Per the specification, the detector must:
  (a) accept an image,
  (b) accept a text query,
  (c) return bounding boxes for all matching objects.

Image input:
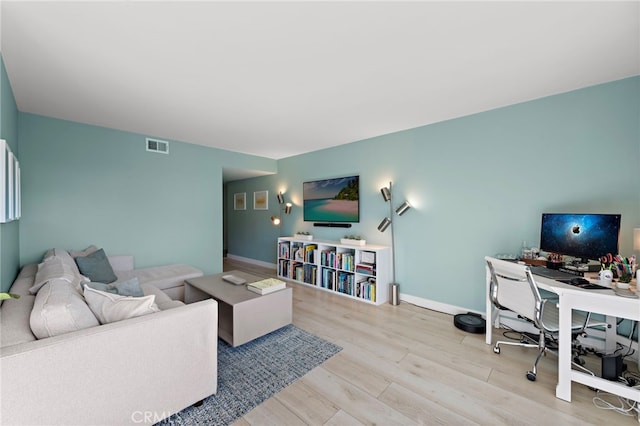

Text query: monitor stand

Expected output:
[565,259,600,272]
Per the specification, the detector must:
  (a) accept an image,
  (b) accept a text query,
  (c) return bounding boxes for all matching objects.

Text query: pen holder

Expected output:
[599,269,613,287]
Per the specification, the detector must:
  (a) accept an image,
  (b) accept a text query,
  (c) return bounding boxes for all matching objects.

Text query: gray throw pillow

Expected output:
[84,277,143,297]
[75,249,118,284]
[84,281,117,294]
[114,277,144,297]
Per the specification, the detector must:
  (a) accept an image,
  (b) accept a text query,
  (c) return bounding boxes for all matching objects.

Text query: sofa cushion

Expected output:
[7,263,38,296]
[84,277,144,297]
[75,249,118,284]
[1,264,38,346]
[30,257,78,295]
[115,264,202,292]
[1,295,37,346]
[84,286,159,324]
[30,279,100,339]
[140,283,185,310]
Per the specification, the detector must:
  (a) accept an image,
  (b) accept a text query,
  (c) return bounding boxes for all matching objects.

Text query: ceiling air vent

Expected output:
[146,138,169,154]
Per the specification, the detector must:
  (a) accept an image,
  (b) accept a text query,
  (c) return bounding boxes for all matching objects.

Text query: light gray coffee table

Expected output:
[184,270,292,347]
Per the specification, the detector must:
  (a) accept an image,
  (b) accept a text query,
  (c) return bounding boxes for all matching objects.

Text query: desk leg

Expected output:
[556,293,573,402]
[604,315,617,354]
[485,266,492,345]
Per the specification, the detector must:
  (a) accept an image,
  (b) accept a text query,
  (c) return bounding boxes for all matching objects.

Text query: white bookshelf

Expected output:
[277,237,391,305]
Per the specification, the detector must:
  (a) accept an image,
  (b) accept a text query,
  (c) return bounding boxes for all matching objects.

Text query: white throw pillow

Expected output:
[83,286,159,324]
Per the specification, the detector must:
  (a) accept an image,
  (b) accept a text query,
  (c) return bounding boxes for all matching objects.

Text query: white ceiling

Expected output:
[1,1,639,162]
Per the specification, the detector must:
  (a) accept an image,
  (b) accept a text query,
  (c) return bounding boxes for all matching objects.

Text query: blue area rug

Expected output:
[157,324,342,425]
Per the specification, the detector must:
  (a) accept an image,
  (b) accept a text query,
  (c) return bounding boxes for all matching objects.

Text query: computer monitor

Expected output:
[539,213,621,264]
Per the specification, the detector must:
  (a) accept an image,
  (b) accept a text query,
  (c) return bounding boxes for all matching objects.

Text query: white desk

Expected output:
[484,266,640,403]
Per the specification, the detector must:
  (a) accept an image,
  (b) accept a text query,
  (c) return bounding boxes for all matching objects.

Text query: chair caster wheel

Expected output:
[526,371,536,381]
[493,346,500,354]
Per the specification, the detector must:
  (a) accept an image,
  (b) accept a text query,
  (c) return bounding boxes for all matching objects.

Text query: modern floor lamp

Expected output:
[378,181,411,305]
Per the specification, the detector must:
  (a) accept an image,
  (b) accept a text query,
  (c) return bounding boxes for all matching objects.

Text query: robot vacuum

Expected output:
[453,312,486,334]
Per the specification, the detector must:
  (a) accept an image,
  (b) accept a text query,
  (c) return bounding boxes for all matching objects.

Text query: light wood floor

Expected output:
[224,258,639,426]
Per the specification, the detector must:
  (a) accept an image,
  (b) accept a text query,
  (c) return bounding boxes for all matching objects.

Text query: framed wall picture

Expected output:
[253,190,268,210]
[234,192,246,210]
[0,139,21,223]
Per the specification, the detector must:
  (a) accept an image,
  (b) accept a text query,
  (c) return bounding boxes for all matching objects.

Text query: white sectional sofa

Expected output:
[0,247,219,426]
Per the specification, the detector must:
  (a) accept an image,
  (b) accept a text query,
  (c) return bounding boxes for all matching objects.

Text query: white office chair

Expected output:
[485,256,593,381]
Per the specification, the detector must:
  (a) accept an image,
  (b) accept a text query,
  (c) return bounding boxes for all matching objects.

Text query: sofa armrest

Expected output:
[1,300,218,426]
[108,255,134,272]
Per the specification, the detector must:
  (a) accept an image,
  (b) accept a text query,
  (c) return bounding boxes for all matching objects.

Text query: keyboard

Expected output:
[529,266,610,289]
[559,279,611,290]
[529,265,575,280]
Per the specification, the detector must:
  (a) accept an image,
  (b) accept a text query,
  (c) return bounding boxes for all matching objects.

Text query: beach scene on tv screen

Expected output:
[304,176,359,222]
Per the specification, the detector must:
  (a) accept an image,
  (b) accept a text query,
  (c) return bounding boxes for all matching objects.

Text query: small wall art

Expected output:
[1,139,21,223]
[253,190,268,210]
[234,192,246,210]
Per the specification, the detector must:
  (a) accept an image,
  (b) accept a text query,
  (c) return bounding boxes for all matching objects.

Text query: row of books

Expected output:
[357,279,376,301]
[294,263,317,285]
[281,249,375,274]
[290,245,317,263]
[304,245,317,263]
[278,259,291,278]
[318,268,376,301]
[280,258,376,280]
[278,242,291,259]
[319,250,355,272]
[279,245,376,278]
[355,262,376,275]
[320,267,354,292]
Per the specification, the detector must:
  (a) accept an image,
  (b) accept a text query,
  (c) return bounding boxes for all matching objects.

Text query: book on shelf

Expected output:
[356,277,376,301]
[247,278,287,295]
[355,263,376,274]
[305,244,317,263]
[278,259,290,278]
[278,241,290,258]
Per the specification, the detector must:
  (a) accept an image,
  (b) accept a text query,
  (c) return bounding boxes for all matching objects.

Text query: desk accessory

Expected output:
[602,354,623,381]
[598,269,613,287]
[613,288,638,298]
[222,275,247,285]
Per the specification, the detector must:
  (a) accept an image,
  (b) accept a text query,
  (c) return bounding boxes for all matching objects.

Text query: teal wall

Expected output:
[227,76,640,312]
[0,54,20,292]
[18,113,276,275]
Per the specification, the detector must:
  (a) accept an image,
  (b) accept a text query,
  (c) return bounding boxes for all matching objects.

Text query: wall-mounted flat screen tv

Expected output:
[303,175,359,223]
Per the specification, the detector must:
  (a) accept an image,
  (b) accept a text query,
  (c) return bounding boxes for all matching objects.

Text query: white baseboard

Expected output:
[226,254,277,270]
[400,293,485,317]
